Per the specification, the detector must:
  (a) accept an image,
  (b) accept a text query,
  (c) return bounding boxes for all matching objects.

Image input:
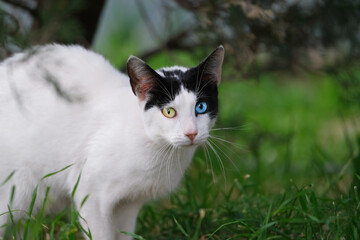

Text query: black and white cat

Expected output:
[0,44,224,239]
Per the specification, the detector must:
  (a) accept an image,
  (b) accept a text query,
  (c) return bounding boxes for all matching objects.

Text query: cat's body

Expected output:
[0,44,224,239]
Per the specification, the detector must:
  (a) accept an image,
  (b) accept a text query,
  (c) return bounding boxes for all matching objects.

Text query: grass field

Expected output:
[133,71,360,239]
[2,68,360,239]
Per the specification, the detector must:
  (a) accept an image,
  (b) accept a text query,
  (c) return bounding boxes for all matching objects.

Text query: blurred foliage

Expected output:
[2,0,360,73]
[0,7,26,58]
[0,0,104,60]
[335,66,360,110]
[174,0,360,73]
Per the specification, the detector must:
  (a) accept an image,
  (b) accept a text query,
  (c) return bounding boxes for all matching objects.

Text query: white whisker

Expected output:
[156,79,173,101]
[201,144,216,183]
[154,143,172,191]
[195,64,203,94]
[209,135,244,150]
[208,137,241,172]
[166,145,176,191]
[174,146,183,178]
[210,125,251,132]
[206,140,227,185]
[196,79,213,98]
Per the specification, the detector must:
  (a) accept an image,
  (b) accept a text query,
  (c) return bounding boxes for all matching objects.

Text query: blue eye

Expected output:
[195,102,207,114]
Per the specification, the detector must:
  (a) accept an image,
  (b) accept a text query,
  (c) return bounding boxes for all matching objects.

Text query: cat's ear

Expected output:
[196,45,225,85]
[127,56,160,101]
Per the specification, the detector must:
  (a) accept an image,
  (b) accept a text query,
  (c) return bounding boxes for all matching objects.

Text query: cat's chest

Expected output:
[87,140,196,199]
[135,147,195,198]
[132,143,193,181]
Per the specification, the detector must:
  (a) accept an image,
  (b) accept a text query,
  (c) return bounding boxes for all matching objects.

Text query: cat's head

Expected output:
[127,46,224,147]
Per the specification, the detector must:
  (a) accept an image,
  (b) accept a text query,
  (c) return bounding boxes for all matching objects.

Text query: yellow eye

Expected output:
[162,107,176,118]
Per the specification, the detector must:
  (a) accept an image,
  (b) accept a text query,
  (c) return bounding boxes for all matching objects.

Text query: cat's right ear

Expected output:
[127,56,159,101]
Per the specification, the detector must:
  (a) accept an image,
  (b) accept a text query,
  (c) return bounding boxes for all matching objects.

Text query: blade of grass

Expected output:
[50,209,67,240]
[31,186,50,239]
[80,194,89,208]
[5,205,16,240]
[208,220,245,239]
[250,222,277,240]
[309,192,320,219]
[118,231,146,240]
[1,170,16,186]
[75,210,92,239]
[257,202,274,240]
[173,217,189,238]
[41,164,74,181]
[192,209,205,240]
[71,173,82,199]
[23,185,38,240]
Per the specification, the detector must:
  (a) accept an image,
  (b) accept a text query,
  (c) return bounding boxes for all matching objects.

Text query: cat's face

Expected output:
[127,46,224,147]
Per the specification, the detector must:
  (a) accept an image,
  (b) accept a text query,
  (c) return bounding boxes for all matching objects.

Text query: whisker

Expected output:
[196,79,213,98]
[201,144,216,183]
[153,144,170,166]
[209,135,244,150]
[195,63,202,94]
[174,146,184,183]
[210,125,249,132]
[206,140,227,185]
[166,145,176,191]
[154,143,172,191]
[208,137,241,173]
[210,136,244,158]
[195,59,213,98]
[170,79,175,100]
[155,78,173,102]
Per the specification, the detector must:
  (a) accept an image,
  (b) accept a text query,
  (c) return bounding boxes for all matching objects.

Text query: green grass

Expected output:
[2,69,360,239]
[133,71,360,239]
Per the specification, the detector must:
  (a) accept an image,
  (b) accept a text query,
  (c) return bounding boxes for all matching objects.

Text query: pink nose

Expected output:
[185,131,198,142]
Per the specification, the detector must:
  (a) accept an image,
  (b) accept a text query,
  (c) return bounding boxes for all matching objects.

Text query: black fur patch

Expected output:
[144,67,218,119]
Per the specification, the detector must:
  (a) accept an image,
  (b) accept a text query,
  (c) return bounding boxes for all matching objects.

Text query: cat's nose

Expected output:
[185,131,198,142]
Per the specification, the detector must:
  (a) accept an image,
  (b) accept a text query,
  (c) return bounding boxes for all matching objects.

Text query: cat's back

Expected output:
[0,44,133,117]
[0,44,129,99]
[0,45,137,166]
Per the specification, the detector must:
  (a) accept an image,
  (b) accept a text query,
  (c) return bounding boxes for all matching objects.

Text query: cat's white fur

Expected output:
[0,44,221,240]
[156,66,188,79]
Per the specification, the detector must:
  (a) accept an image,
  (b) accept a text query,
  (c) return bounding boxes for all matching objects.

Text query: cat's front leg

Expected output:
[75,197,115,240]
[113,199,143,240]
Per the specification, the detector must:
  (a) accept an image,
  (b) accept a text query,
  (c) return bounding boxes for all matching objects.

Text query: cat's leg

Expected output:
[113,200,143,240]
[75,196,115,240]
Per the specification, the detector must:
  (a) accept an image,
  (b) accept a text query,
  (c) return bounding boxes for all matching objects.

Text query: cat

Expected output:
[0,44,224,240]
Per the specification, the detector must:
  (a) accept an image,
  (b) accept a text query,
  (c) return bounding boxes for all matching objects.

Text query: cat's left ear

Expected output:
[196,45,225,86]
[127,56,160,101]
